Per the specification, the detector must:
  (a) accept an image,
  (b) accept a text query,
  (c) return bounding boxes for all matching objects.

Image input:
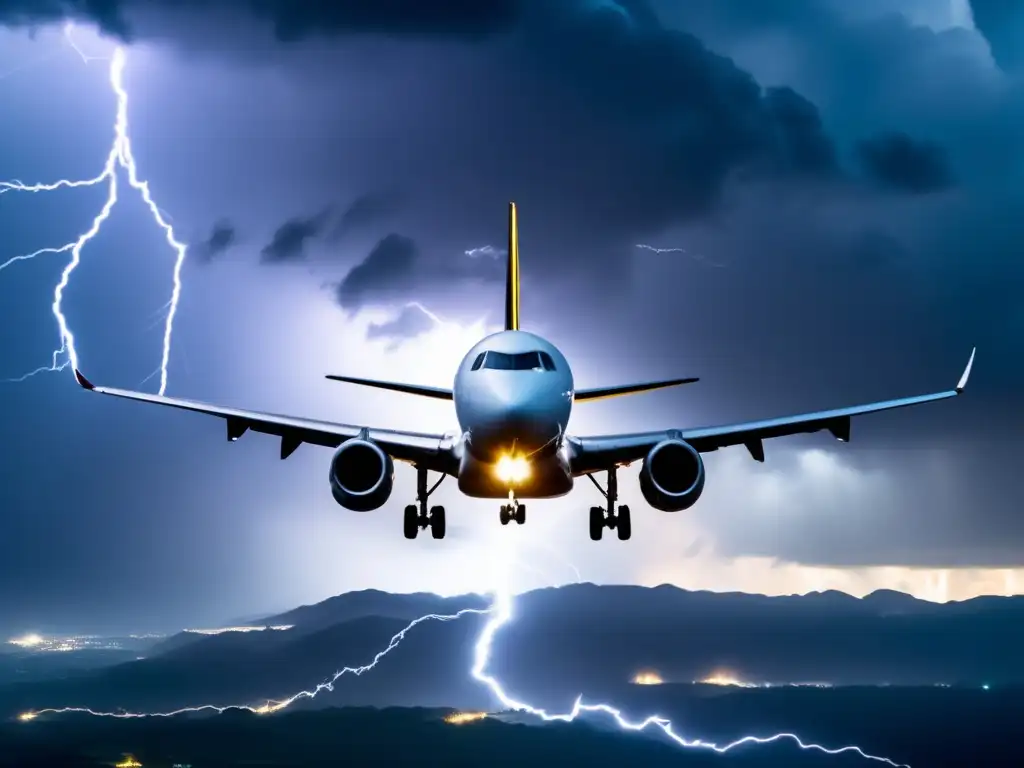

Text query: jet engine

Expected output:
[329,438,394,511]
[638,439,705,512]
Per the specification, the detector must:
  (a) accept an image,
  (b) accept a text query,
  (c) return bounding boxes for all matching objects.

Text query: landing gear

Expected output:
[404,466,446,540]
[499,491,526,526]
[585,467,631,541]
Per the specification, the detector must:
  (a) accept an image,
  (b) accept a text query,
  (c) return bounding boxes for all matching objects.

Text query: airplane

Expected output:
[72,202,976,542]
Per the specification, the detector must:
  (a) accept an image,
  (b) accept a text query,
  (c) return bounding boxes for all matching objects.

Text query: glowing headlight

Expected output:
[494,455,530,484]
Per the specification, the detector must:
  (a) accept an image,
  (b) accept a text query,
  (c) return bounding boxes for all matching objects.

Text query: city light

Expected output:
[632,671,664,685]
[445,711,489,724]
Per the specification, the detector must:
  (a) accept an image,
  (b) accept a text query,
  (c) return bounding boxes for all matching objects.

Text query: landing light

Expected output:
[494,455,530,484]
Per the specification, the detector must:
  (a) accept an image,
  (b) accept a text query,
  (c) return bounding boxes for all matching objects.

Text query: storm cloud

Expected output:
[1,0,932,256]
[0,0,525,42]
[193,219,237,262]
[260,209,331,263]
[336,233,502,312]
[330,192,402,241]
[366,303,438,346]
[856,132,955,193]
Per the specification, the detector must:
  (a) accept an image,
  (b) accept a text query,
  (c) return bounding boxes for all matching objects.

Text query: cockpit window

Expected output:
[479,351,556,371]
[470,352,486,371]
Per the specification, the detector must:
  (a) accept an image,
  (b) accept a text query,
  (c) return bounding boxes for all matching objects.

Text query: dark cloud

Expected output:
[336,233,417,307]
[760,86,839,174]
[336,233,502,311]
[330,192,401,241]
[366,303,437,347]
[0,0,524,41]
[260,209,331,263]
[969,0,1024,73]
[855,132,954,193]
[192,219,236,262]
[4,0,869,255]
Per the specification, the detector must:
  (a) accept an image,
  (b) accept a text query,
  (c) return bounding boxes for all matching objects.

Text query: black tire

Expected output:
[430,506,446,539]
[616,505,632,541]
[403,505,419,540]
[589,506,604,541]
[499,505,510,525]
[515,504,526,525]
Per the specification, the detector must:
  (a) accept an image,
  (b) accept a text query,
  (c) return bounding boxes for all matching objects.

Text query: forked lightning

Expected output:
[1,25,187,395]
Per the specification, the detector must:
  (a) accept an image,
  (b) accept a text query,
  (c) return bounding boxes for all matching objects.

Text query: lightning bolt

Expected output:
[0,25,187,395]
[19,607,490,720]
[470,581,909,766]
[634,243,728,268]
[464,244,505,258]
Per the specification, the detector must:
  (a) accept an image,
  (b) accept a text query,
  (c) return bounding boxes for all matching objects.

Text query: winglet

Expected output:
[504,201,520,332]
[73,368,95,391]
[955,347,976,394]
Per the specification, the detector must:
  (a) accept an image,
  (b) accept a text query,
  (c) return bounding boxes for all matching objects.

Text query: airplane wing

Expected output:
[324,374,453,400]
[573,377,699,402]
[568,348,975,475]
[73,369,454,473]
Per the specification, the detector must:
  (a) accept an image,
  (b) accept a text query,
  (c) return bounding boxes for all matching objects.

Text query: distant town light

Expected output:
[699,669,759,688]
[445,711,488,724]
[8,633,44,648]
[182,625,294,635]
[632,671,664,685]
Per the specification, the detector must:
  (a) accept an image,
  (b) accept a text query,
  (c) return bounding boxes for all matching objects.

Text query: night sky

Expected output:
[0,0,1020,636]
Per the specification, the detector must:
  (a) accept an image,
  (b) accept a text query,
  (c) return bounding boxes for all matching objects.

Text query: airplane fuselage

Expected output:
[453,330,575,499]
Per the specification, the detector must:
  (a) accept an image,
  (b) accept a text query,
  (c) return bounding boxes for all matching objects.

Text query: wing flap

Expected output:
[573,377,699,402]
[324,374,453,401]
[74,369,452,471]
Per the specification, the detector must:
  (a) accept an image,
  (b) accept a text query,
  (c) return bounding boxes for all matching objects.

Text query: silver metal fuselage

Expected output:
[453,330,575,499]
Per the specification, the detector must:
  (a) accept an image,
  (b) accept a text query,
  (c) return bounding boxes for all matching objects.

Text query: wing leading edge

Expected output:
[73,369,454,473]
[569,348,975,475]
[574,377,699,402]
[324,374,453,400]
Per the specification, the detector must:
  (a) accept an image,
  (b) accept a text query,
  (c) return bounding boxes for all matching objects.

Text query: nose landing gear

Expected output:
[403,466,446,540]
[499,490,526,526]
[585,467,631,541]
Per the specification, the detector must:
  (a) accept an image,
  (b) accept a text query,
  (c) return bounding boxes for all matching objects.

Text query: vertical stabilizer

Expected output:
[505,202,520,331]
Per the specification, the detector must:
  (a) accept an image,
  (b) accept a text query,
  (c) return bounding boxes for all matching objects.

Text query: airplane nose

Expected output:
[469,372,562,460]
[489,374,546,415]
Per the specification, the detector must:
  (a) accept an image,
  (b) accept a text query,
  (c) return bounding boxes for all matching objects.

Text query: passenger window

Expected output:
[470,352,486,371]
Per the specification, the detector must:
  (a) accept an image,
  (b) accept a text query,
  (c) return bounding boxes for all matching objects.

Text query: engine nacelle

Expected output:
[329,438,394,512]
[638,439,706,512]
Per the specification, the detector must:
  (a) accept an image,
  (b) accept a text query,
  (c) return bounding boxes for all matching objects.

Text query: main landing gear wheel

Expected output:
[585,467,632,541]
[403,466,447,540]
[429,506,446,540]
[499,496,526,526]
